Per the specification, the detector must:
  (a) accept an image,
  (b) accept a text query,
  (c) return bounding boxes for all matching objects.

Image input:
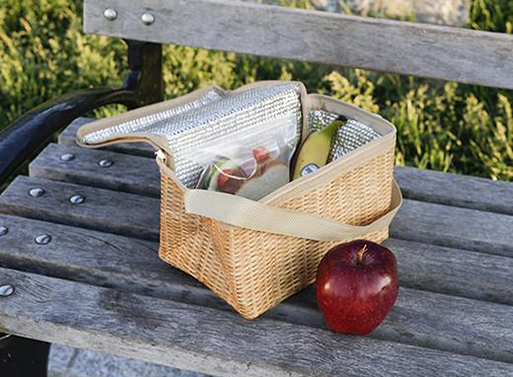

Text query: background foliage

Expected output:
[0,0,511,180]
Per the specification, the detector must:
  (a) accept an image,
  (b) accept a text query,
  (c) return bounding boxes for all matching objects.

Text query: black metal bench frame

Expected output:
[0,40,163,185]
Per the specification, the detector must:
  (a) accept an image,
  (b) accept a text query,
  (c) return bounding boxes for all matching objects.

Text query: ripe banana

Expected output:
[292,119,344,180]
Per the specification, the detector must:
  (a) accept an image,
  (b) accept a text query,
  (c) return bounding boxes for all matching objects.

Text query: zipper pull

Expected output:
[155,149,167,164]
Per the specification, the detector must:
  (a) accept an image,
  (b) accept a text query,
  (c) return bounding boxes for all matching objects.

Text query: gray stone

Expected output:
[56,346,212,377]
[48,344,76,377]
[342,0,470,26]
[245,0,470,26]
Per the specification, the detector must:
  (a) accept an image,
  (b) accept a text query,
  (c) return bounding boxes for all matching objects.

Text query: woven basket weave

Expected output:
[158,146,394,319]
[76,81,401,319]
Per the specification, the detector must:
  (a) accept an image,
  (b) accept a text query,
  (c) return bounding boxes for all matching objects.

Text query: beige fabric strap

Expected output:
[183,180,402,242]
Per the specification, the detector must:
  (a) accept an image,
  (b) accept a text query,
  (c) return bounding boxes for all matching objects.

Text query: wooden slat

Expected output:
[0,207,513,305]
[1,214,513,363]
[0,176,160,241]
[388,238,513,306]
[390,199,513,258]
[1,210,512,307]
[394,166,513,216]
[58,118,154,157]
[0,215,223,308]
[84,0,513,89]
[30,143,160,197]
[1,267,512,376]
[58,120,513,215]
[25,147,513,257]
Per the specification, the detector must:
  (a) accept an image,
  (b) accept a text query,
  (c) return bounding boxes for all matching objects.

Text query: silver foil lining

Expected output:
[307,109,381,162]
[82,84,382,189]
[81,84,303,188]
[82,89,224,145]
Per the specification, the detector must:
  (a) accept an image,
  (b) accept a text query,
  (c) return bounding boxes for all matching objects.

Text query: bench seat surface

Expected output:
[0,118,512,377]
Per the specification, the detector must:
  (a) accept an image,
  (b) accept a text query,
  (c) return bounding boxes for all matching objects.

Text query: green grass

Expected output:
[0,0,511,181]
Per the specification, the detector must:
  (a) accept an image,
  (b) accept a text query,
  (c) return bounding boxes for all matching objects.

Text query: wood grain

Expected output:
[30,143,160,197]
[0,176,160,241]
[1,214,513,362]
[385,238,513,305]
[84,0,513,89]
[1,267,512,376]
[394,165,513,215]
[391,199,513,257]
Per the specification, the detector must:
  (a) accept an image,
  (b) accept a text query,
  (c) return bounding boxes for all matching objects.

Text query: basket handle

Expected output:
[183,180,402,242]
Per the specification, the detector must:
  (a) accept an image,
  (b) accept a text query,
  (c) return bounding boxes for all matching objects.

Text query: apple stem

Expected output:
[357,244,368,263]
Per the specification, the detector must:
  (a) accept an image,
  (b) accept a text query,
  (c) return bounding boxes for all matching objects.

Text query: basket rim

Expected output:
[157,131,395,206]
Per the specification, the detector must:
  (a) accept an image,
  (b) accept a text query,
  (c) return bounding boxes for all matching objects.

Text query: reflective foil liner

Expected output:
[307,109,381,162]
[80,84,382,188]
[81,84,303,188]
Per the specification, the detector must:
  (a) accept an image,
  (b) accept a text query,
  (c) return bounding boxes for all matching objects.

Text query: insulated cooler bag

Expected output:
[77,81,402,319]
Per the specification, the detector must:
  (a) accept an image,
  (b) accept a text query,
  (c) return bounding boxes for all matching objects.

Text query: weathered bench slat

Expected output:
[394,166,513,216]
[1,211,511,307]
[58,119,513,214]
[390,199,513,257]
[4,174,512,258]
[1,214,513,363]
[0,176,160,241]
[389,238,513,305]
[84,0,513,89]
[1,267,512,377]
[30,143,160,197]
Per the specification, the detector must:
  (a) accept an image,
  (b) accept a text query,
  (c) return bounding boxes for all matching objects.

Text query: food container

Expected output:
[77,81,402,319]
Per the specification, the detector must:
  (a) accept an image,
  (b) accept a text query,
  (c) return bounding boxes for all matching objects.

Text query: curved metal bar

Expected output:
[0,40,163,186]
[0,87,138,184]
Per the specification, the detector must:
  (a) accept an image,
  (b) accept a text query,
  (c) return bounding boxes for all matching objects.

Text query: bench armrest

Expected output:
[0,86,139,185]
[0,40,163,186]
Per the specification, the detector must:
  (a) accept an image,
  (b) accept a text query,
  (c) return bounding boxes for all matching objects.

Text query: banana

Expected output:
[292,119,344,180]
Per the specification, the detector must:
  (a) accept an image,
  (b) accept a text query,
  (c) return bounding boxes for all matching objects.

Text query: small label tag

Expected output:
[300,163,320,177]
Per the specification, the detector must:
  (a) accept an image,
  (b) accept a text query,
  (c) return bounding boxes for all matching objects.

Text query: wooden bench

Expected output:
[1,0,513,376]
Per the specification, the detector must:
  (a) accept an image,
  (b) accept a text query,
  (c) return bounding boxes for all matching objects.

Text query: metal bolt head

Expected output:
[0,227,7,237]
[61,153,75,161]
[35,234,52,245]
[0,285,14,297]
[103,8,118,21]
[98,159,114,168]
[69,195,85,204]
[142,13,155,25]
[29,187,45,197]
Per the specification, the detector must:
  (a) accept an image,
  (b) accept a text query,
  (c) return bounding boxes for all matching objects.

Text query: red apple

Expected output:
[316,240,398,335]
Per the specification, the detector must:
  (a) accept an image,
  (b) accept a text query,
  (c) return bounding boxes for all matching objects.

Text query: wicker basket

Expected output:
[77,82,402,319]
